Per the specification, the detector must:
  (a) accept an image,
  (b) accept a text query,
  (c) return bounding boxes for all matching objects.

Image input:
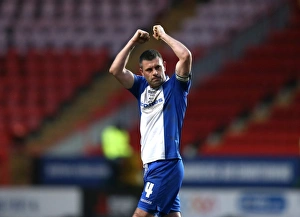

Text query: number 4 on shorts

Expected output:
[145,182,154,198]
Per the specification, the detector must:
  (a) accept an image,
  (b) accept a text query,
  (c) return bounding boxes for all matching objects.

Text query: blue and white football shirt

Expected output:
[129,73,191,165]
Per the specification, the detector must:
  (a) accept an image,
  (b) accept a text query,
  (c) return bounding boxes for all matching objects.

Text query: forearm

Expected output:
[159,32,192,77]
[159,33,191,63]
[109,29,150,89]
[110,29,150,76]
[109,40,135,76]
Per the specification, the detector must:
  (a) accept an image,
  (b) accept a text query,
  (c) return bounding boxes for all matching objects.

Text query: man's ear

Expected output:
[163,61,167,72]
[139,67,144,76]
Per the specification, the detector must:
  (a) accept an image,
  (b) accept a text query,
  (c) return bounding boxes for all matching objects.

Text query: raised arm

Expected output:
[109,29,150,89]
[153,25,192,79]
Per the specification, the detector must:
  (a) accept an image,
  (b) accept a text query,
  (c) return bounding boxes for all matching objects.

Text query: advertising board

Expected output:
[180,188,300,217]
[0,187,82,217]
[183,157,300,187]
[40,157,112,187]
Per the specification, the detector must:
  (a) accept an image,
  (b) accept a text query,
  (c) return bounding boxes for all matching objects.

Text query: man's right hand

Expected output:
[131,29,150,45]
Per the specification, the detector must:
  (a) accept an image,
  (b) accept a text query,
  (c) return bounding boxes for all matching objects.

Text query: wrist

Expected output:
[127,40,137,50]
[159,32,168,41]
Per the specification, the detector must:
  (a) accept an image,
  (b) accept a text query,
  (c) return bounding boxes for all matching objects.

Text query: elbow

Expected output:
[109,66,118,76]
[109,62,126,76]
[109,68,114,76]
[181,50,192,64]
[184,50,192,62]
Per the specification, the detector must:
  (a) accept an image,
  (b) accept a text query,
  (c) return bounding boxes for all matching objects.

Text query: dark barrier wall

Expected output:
[35,157,112,187]
[36,156,300,188]
[183,157,300,187]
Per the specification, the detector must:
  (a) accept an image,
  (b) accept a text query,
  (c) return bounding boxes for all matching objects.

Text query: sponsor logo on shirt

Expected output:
[148,90,156,94]
[141,98,163,108]
[140,198,153,204]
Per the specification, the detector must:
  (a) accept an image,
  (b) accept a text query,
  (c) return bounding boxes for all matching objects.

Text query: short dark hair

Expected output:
[139,49,162,67]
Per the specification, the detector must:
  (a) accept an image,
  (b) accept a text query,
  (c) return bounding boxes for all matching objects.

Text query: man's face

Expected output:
[140,57,166,88]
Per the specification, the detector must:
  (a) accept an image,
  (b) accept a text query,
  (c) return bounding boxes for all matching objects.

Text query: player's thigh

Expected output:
[132,207,155,217]
[163,211,181,217]
[132,208,182,217]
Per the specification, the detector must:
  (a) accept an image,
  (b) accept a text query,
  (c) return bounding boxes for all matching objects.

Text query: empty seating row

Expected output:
[0,0,170,54]
[0,0,168,22]
[173,0,284,49]
[245,44,300,58]
[202,93,300,157]
[1,47,108,71]
[0,48,109,137]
